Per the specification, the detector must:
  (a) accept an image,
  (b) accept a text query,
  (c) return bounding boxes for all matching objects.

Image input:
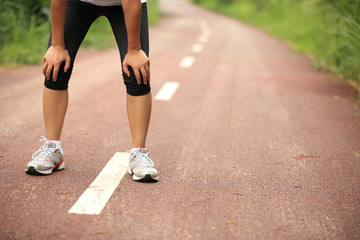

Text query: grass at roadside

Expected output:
[0,0,160,66]
[192,0,360,96]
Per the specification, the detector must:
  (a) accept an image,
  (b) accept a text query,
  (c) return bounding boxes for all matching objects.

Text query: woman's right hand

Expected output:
[42,45,71,81]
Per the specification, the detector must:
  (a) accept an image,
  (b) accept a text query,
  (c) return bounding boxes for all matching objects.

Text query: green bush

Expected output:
[192,0,360,90]
[0,0,50,65]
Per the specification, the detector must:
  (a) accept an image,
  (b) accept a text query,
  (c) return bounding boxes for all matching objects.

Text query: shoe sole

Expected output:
[133,174,159,182]
[25,161,65,175]
[128,167,159,182]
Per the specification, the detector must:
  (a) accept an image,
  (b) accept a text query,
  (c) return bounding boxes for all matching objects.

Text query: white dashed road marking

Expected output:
[199,19,208,28]
[179,56,195,68]
[202,28,212,36]
[192,43,204,53]
[198,35,208,43]
[68,152,129,215]
[155,81,180,101]
[155,19,207,101]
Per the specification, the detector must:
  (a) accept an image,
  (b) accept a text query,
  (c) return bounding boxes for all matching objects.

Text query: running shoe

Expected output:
[128,148,159,182]
[26,136,64,175]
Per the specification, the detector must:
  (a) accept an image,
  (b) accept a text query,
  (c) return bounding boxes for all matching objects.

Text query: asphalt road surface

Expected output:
[1,0,360,239]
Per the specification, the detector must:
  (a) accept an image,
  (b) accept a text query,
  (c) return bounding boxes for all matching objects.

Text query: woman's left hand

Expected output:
[123,49,150,85]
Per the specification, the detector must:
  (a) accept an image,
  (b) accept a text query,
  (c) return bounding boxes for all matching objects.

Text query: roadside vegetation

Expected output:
[192,0,360,94]
[0,0,160,66]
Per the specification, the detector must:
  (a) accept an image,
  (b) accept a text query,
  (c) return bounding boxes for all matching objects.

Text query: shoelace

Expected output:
[134,151,154,167]
[31,136,53,161]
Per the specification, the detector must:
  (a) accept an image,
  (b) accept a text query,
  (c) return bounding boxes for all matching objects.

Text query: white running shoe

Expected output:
[26,136,64,175]
[128,148,159,182]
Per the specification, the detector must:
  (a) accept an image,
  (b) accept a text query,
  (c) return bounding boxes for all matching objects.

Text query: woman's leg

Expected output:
[43,88,68,140]
[107,3,151,148]
[126,93,152,148]
[107,3,158,182]
[43,0,98,140]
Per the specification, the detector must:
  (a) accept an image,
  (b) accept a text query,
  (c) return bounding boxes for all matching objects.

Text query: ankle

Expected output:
[132,144,146,148]
[49,140,61,148]
[48,140,63,154]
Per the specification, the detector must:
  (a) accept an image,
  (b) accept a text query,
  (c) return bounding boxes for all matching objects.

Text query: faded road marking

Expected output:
[68,152,129,215]
[198,35,208,43]
[202,28,212,36]
[180,56,195,68]
[199,19,208,28]
[155,81,180,101]
[192,43,204,53]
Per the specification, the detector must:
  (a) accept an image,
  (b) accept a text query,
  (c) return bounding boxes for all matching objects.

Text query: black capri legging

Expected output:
[45,0,150,96]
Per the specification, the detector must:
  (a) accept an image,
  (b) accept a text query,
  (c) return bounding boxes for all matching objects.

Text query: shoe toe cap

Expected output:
[134,167,158,178]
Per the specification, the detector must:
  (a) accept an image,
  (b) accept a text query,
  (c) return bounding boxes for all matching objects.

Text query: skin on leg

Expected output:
[126,92,152,148]
[43,86,68,140]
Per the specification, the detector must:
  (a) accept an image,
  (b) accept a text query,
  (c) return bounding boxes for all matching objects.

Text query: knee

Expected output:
[123,68,151,96]
[44,63,73,90]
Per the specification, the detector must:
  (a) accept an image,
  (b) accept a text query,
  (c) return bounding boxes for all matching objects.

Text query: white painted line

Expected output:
[179,56,195,68]
[198,35,208,43]
[154,81,180,101]
[202,28,212,36]
[192,43,204,53]
[68,152,129,215]
[199,20,208,28]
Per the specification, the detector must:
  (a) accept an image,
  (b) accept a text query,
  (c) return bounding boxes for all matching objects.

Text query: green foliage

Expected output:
[0,0,160,65]
[0,0,50,65]
[81,17,116,50]
[192,0,360,88]
[148,0,160,25]
[1,19,49,64]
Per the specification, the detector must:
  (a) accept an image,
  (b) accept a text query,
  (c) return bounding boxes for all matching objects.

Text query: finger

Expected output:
[52,64,60,82]
[140,67,148,85]
[123,63,130,77]
[42,62,48,77]
[145,63,150,82]
[46,64,53,81]
[64,56,71,73]
[134,69,141,85]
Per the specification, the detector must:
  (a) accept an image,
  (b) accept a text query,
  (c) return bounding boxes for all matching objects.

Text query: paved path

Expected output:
[1,0,360,239]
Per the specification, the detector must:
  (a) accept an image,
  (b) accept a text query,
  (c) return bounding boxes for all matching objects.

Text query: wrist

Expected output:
[127,43,141,51]
[51,43,65,48]
[51,37,65,48]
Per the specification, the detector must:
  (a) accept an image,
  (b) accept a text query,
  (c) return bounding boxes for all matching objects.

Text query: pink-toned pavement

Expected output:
[1,0,360,239]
